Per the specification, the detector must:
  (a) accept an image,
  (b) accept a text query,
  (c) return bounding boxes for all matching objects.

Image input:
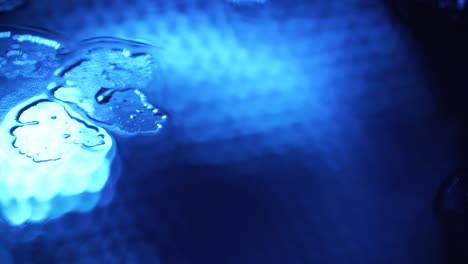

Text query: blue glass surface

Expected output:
[0,0,457,263]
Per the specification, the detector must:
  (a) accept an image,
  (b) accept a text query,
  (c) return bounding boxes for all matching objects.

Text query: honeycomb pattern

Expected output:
[0,0,457,263]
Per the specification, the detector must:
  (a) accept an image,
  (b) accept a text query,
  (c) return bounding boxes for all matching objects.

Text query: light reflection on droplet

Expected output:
[0,96,117,226]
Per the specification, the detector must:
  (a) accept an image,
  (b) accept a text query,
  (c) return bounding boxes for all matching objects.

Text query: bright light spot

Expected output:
[0,96,116,226]
[122,48,131,57]
[12,34,61,49]
[458,0,466,9]
[0,31,11,39]
[46,82,57,90]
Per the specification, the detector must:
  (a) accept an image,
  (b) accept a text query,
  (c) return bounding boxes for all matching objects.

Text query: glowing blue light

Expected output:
[0,95,116,226]
[0,31,11,39]
[458,0,466,9]
[12,34,61,49]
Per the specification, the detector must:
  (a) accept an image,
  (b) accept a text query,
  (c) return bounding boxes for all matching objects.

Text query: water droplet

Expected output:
[0,96,116,226]
[95,87,113,104]
[11,100,108,163]
[52,37,167,135]
[47,82,57,90]
[81,133,105,148]
[122,49,131,57]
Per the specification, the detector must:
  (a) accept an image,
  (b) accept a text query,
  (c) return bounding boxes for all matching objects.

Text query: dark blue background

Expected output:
[0,0,460,263]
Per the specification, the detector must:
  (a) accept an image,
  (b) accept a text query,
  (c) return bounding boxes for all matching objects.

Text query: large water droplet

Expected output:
[51,37,167,135]
[11,100,107,163]
[0,96,117,226]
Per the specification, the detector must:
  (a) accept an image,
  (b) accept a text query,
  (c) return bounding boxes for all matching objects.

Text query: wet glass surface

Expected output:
[0,1,459,263]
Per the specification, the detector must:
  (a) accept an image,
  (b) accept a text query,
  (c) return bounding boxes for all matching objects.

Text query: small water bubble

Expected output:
[82,134,105,148]
[130,114,135,119]
[122,49,131,57]
[152,109,159,115]
[136,109,141,113]
[95,87,113,104]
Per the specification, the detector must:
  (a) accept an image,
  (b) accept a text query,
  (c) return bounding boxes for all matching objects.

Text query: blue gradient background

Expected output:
[0,0,458,263]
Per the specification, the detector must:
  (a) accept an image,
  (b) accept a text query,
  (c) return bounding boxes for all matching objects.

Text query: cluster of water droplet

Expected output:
[0,30,61,79]
[0,27,64,120]
[50,38,167,135]
[0,26,166,225]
